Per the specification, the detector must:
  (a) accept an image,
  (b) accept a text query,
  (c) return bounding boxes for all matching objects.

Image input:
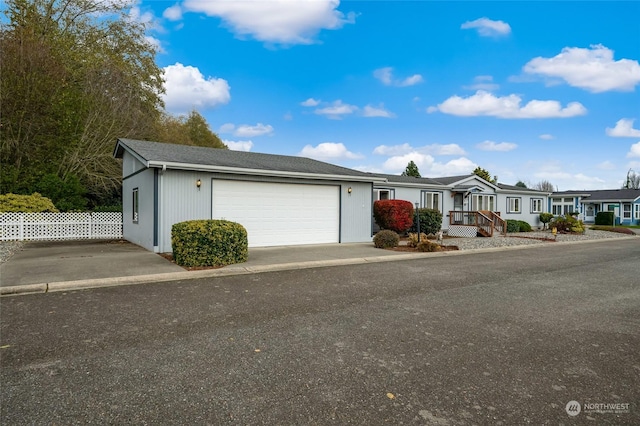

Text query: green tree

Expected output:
[515,180,528,188]
[155,110,227,148]
[401,160,421,177]
[472,167,497,183]
[1,0,164,205]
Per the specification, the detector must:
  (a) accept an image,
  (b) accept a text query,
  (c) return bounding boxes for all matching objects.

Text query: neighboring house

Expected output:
[114,139,385,252]
[551,189,640,225]
[370,174,551,237]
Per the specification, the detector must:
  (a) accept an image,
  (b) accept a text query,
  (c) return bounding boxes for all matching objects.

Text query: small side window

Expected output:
[133,188,139,223]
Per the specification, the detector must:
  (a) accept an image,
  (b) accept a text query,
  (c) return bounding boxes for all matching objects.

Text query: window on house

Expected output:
[472,194,495,211]
[531,198,543,213]
[551,197,574,216]
[635,204,640,220]
[422,192,441,211]
[507,197,521,213]
[376,189,391,200]
[623,203,631,219]
[133,188,139,223]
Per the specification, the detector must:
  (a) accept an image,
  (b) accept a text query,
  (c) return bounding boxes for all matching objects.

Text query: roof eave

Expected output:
[147,161,387,183]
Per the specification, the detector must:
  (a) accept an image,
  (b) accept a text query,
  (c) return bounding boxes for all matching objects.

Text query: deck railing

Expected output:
[449,211,506,237]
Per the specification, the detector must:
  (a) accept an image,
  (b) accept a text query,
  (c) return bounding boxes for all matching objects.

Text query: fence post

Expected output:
[19,213,24,241]
[89,213,93,239]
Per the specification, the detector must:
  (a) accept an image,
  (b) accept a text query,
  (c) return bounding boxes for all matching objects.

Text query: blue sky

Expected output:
[136,0,639,190]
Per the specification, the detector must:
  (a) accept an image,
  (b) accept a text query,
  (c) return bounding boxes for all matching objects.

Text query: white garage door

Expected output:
[212,180,340,247]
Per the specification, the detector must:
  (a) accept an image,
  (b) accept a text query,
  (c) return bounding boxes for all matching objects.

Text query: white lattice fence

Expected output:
[0,212,123,241]
[447,225,478,238]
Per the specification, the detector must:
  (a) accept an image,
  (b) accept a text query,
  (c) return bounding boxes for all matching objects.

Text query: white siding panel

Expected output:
[212,180,339,247]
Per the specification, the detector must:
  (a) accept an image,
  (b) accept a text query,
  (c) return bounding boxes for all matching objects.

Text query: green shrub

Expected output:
[35,173,87,211]
[171,220,248,267]
[517,220,532,232]
[506,220,521,233]
[416,240,441,252]
[539,213,554,230]
[407,232,428,248]
[409,208,443,235]
[550,214,585,234]
[0,193,59,212]
[373,229,399,248]
[373,200,414,233]
[595,211,615,226]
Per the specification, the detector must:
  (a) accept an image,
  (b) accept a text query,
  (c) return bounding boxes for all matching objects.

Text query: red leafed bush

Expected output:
[373,199,414,233]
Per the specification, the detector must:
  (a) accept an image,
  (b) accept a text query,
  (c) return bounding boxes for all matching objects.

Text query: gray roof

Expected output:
[367,173,442,185]
[496,183,549,193]
[114,139,377,179]
[431,174,475,185]
[553,188,640,202]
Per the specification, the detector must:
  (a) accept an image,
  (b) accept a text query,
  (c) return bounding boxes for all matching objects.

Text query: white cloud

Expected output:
[223,139,253,152]
[234,123,274,137]
[362,104,395,118]
[476,140,517,152]
[606,118,640,137]
[373,67,423,87]
[460,17,511,37]
[627,141,640,158]
[373,143,465,156]
[162,63,231,113]
[539,134,554,140]
[382,153,476,177]
[301,98,320,107]
[428,90,587,119]
[523,44,640,93]
[463,75,499,91]
[163,4,182,21]
[314,100,358,119]
[596,161,617,170]
[182,0,355,45]
[299,142,363,160]
[219,123,235,134]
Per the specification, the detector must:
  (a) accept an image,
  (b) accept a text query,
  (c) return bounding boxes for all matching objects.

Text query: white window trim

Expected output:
[472,194,496,211]
[507,197,522,214]
[635,204,640,220]
[422,191,442,212]
[133,188,139,224]
[622,203,632,219]
[530,198,543,214]
[375,189,393,201]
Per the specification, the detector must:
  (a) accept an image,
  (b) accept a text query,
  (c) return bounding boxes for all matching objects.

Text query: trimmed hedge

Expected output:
[409,208,443,235]
[506,219,532,232]
[373,199,414,233]
[373,229,399,248]
[171,220,248,267]
[595,211,615,226]
[0,193,59,212]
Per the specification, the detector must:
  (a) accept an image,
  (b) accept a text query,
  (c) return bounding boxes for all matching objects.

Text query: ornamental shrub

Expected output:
[539,213,554,230]
[409,208,443,235]
[0,193,59,212]
[373,199,414,233]
[550,214,585,234]
[506,220,521,233]
[517,220,532,232]
[373,229,400,248]
[171,220,248,267]
[407,232,429,248]
[595,211,615,226]
[416,240,441,252]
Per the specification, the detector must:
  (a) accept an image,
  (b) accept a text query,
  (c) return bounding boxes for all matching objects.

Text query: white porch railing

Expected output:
[0,212,123,241]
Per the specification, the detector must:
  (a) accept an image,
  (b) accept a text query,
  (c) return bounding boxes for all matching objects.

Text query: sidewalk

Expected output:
[0,240,429,296]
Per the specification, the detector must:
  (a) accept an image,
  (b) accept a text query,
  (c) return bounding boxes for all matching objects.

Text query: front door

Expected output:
[585,204,595,222]
[452,193,464,224]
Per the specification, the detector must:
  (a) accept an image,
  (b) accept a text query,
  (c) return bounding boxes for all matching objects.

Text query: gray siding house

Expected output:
[114,139,385,252]
[550,189,640,225]
[370,174,550,236]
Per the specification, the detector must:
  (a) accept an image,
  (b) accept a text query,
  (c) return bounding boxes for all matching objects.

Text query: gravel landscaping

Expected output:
[0,241,23,263]
[440,229,635,250]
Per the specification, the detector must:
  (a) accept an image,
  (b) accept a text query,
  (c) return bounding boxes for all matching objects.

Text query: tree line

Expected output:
[0,0,226,211]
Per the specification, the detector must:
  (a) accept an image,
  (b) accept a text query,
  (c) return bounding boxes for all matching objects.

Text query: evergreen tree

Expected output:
[401,160,421,177]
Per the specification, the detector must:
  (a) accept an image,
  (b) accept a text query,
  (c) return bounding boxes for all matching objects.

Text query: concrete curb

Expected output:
[1,235,636,297]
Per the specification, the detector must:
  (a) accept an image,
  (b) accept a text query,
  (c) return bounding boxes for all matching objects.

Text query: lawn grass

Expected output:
[589,225,636,235]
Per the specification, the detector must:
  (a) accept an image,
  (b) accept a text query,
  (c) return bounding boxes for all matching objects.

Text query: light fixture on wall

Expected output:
[196,179,202,190]
[347,187,352,194]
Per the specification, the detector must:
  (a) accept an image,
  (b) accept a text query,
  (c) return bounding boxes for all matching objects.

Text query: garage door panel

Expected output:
[212,180,339,247]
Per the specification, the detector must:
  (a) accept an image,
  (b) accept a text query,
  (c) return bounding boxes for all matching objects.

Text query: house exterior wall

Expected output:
[121,152,155,251]
[340,181,374,243]
[147,170,374,253]
[497,193,548,229]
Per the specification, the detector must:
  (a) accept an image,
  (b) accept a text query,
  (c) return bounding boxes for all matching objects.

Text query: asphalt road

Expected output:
[1,239,639,425]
